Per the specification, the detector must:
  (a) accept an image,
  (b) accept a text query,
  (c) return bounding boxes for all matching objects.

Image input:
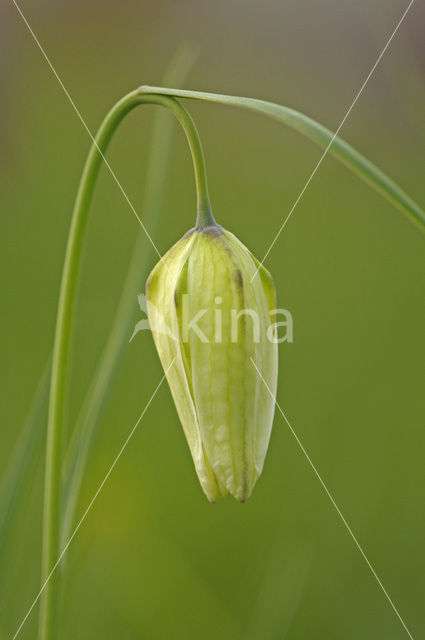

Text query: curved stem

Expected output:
[39,91,213,640]
[158,95,215,228]
[60,47,197,549]
[139,85,425,233]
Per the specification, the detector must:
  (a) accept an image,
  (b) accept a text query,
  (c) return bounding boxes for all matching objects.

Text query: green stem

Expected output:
[39,91,212,640]
[139,85,425,233]
[60,46,197,549]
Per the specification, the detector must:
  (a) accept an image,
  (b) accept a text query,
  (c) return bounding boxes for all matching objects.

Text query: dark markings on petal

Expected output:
[232,268,244,292]
[238,479,249,503]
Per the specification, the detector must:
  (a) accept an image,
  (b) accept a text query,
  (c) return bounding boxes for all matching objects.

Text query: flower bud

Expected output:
[146,225,278,502]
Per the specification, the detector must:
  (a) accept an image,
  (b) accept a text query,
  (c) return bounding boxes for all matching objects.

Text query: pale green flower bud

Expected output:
[146,225,278,502]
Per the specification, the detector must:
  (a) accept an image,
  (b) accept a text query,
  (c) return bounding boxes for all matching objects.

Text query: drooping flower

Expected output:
[146,224,278,502]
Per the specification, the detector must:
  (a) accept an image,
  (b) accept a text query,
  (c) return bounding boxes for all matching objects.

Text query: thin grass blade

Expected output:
[0,360,50,598]
[139,86,425,232]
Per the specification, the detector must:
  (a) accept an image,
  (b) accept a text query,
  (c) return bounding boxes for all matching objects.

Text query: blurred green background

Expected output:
[1,0,424,638]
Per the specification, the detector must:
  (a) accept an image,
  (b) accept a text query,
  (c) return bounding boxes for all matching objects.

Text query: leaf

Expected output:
[0,360,50,599]
[139,85,425,233]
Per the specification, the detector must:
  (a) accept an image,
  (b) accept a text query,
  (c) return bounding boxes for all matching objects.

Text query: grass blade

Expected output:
[139,85,425,232]
[0,360,50,598]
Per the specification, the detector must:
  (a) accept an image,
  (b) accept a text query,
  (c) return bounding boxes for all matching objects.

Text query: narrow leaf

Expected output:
[139,85,425,232]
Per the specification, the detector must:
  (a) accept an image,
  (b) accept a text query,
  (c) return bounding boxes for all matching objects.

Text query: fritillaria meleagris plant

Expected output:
[35,82,424,640]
